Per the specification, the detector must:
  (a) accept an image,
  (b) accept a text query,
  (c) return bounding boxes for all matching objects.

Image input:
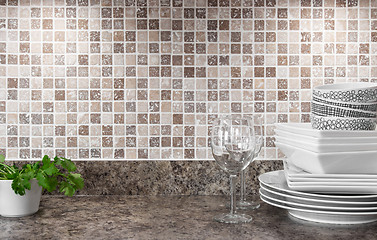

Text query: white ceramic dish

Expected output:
[287,176,377,185]
[310,114,377,131]
[311,101,377,118]
[259,194,377,225]
[314,82,377,91]
[260,188,377,211]
[275,141,377,174]
[260,184,377,207]
[313,82,377,103]
[275,123,377,138]
[258,170,377,201]
[275,135,377,153]
[288,173,377,179]
[274,129,377,144]
[288,177,377,183]
[286,183,377,194]
[312,95,377,112]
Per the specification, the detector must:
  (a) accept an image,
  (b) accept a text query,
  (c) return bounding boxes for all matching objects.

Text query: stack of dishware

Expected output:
[311,82,377,130]
[259,170,377,224]
[259,82,377,224]
[259,122,377,224]
[275,123,377,177]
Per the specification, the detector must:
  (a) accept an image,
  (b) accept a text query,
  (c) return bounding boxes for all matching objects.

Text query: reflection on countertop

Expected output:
[0,195,375,240]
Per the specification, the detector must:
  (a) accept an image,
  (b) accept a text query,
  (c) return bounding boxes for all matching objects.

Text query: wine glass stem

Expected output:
[229,174,237,215]
[240,169,245,202]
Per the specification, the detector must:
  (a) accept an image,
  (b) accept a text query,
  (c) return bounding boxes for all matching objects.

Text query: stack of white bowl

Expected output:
[275,123,377,174]
[311,82,377,131]
[274,123,377,194]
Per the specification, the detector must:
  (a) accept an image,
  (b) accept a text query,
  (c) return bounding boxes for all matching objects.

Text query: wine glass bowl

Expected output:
[210,116,256,224]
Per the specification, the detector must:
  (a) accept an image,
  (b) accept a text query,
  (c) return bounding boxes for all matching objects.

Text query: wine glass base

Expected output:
[214,213,253,224]
[237,200,260,210]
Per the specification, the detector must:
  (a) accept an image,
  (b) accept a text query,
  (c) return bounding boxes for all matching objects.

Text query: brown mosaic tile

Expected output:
[0,2,374,160]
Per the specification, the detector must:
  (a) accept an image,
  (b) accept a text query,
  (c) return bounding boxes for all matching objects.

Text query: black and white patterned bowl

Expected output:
[313,82,377,103]
[310,114,377,131]
[311,102,377,119]
[312,96,377,112]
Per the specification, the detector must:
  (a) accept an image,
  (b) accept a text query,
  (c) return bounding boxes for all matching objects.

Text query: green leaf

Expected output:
[40,157,58,176]
[53,156,62,165]
[68,173,84,190]
[11,170,34,196]
[0,155,83,196]
[42,155,50,164]
[12,178,26,196]
[36,172,58,192]
[59,181,75,197]
[60,158,77,172]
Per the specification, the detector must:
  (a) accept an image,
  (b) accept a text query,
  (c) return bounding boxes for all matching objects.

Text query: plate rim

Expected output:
[275,123,377,138]
[275,128,377,143]
[288,181,377,186]
[260,184,377,206]
[260,187,377,211]
[259,170,377,200]
[259,190,377,215]
[289,174,377,179]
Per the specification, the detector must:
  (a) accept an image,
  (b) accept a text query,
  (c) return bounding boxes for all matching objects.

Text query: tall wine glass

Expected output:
[237,115,264,210]
[211,117,256,223]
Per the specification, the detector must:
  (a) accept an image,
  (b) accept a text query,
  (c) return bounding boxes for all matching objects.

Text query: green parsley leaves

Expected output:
[0,155,84,196]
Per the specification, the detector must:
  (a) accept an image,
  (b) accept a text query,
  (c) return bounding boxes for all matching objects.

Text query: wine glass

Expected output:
[211,116,256,223]
[237,115,264,210]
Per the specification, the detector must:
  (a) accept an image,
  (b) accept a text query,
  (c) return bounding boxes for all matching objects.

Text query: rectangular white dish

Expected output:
[275,141,377,174]
[288,181,377,186]
[275,135,377,153]
[288,173,377,179]
[275,129,377,145]
[288,177,377,183]
[275,123,377,138]
[286,184,377,194]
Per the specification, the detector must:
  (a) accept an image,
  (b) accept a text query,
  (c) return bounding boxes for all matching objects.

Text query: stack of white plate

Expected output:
[259,123,377,224]
[283,160,377,194]
[259,171,377,224]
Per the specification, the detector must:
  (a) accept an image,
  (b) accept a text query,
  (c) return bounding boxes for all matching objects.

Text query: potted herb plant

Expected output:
[0,155,84,217]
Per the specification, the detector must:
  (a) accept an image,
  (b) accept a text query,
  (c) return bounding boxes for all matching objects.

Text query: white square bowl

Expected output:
[275,135,377,153]
[275,141,377,174]
[275,123,377,138]
[275,129,377,145]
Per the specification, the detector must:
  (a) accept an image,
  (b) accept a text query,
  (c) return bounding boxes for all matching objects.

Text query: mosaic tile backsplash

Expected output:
[0,0,376,160]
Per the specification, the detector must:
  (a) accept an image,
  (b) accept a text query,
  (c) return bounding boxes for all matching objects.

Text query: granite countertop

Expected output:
[1,195,376,240]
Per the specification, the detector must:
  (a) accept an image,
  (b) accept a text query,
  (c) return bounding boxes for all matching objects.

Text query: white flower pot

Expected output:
[0,179,42,217]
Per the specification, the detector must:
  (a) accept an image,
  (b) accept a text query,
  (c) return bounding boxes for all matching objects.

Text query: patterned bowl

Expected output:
[310,114,377,131]
[312,96,377,112]
[311,102,377,119]
[312,82,377,103]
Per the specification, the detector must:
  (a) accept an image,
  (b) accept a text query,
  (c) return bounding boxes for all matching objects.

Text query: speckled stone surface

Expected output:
[0,195,376,240]
[8,160,283,195]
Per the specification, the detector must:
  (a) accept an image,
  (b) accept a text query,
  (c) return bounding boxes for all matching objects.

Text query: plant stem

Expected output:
[1,164,16,173]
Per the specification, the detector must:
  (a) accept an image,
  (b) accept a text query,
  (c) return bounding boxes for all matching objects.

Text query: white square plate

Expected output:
[276,141,377,174]
[275,135,377,153]
[275,123,377,138]
[275,129,377,144]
